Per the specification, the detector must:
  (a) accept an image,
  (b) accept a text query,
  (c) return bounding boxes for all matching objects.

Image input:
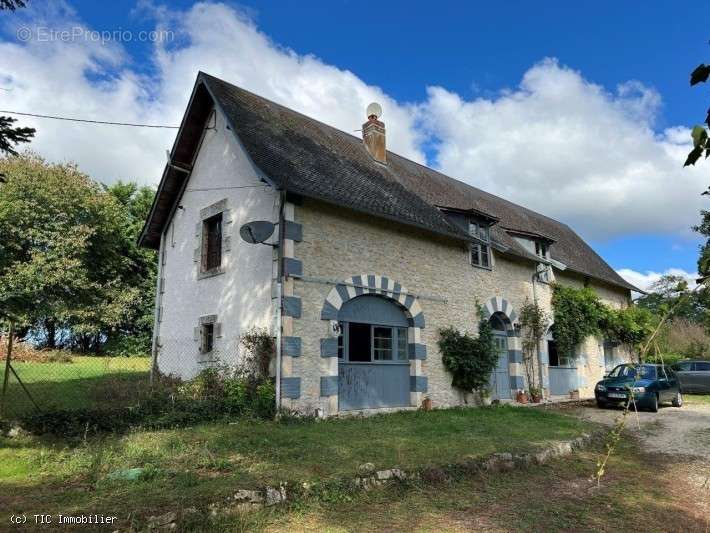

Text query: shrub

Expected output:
[223,376,249,412]
[102,333,151,357]
[254,380,276,418]
[656,318,710,361]
[0,338,73,363]
[438,317,498,392]
[177,367,225,401]
[239,327,275,380]
[20,368,278,437]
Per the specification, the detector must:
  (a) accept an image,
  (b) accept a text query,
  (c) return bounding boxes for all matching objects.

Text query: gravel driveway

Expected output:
[566,398,710,458]
[559,396,710,524]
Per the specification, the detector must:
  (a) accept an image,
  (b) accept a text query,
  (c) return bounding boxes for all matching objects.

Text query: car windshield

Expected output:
[608,364,657,380]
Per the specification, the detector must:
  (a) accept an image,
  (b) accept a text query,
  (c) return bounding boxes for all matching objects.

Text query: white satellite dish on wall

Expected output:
[366,102,383,120]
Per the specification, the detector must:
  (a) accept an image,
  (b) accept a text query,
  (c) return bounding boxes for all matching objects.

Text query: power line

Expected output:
[0,110,179,129]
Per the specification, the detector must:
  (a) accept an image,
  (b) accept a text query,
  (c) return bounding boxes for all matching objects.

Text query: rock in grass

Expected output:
[265,485,286,506]
[106,467,145,481]
[146,511,177,529]
[231,489,264,504]
[358,462,376,475]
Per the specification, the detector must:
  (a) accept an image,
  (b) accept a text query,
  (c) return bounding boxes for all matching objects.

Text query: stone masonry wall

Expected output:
[287,199,631,415]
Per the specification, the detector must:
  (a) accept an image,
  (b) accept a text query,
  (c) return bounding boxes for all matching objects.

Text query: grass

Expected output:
[685,393,710,406]
[0,406,594,529]
[254,439,709,533]
[0,356,150,416]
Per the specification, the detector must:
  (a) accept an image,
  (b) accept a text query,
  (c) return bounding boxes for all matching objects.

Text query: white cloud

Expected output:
[1,2,709,248]
[0,1,423,185]
[616,267,698,293]
[418,59,710,241]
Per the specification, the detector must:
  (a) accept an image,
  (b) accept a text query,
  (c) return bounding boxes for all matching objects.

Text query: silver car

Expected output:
[672,360,710,393]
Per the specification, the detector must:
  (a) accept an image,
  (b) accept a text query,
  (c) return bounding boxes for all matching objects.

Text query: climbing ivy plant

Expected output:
[551,284,654,358]
[439,310,498,392]
[550,285,606,357]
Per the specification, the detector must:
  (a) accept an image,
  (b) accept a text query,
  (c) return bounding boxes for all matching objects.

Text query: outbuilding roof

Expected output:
[139,72,639,293]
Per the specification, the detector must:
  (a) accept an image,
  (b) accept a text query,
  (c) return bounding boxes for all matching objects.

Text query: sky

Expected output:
[1,0,709,292]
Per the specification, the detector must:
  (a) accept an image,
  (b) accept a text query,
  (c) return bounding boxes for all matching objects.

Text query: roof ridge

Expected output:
[195,72,639,293]
[200,72,573,230]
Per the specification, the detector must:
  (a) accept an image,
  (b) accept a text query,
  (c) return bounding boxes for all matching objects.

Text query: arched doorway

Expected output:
[489,312,512,400]
[337,295,411,410]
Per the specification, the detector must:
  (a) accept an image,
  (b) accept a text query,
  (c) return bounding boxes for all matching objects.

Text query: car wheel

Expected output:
[672,391,683,408]
[649,393,659,413]
[596,399,606,409]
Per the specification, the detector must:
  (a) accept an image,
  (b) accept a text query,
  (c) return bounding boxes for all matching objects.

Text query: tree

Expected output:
[0,0,34,166]
[0,154,96,327]
[0,154,155,354]
[685,58,710,167]
[0,1,27,11]
[635,274,709,324]
[100,181,157,355]
[0,117,35,158]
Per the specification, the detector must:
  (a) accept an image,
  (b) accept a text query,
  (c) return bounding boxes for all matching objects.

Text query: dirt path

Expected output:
[555,397,710,528]
[563,399,710,458]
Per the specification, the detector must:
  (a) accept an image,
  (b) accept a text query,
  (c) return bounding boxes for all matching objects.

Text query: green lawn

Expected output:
[685,393,710,406]
[0,406,594,529]
[256,440,708,533]
[0,356,150,416]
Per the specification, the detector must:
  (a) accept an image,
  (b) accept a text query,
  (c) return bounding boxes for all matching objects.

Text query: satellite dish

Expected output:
[239,220,275,244]
[366,102,383,120]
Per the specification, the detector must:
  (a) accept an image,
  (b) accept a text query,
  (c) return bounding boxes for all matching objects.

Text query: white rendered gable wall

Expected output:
[155,109,278,379]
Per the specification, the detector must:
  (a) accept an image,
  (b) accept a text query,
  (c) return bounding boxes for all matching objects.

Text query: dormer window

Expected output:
[469,219,491,269]
[469,220,490,241]
[535,241,548,259]
[535,240,553,282]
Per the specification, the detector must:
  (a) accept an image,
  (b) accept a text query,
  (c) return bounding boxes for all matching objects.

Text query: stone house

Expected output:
[139,72,640,416]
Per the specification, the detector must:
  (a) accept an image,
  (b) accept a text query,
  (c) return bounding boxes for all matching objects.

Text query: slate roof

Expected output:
[140,72,638,293]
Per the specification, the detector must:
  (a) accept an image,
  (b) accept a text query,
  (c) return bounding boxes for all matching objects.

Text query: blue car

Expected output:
[594,363,682,412]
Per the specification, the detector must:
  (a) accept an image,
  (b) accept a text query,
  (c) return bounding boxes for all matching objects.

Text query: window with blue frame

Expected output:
[337,322,408,362]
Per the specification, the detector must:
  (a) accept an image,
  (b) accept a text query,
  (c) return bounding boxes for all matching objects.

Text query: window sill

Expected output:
[198,267,225,280]
[471,264,493,271]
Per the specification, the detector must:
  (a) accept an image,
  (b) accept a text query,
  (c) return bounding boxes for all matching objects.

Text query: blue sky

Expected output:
[2,1,709,289]
[69,0,710,127]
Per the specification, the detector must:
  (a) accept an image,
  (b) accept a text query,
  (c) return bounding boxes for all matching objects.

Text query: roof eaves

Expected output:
[503,227,557,244]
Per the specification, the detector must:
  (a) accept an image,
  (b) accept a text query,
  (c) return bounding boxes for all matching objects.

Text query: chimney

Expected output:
[362,102,386,164]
